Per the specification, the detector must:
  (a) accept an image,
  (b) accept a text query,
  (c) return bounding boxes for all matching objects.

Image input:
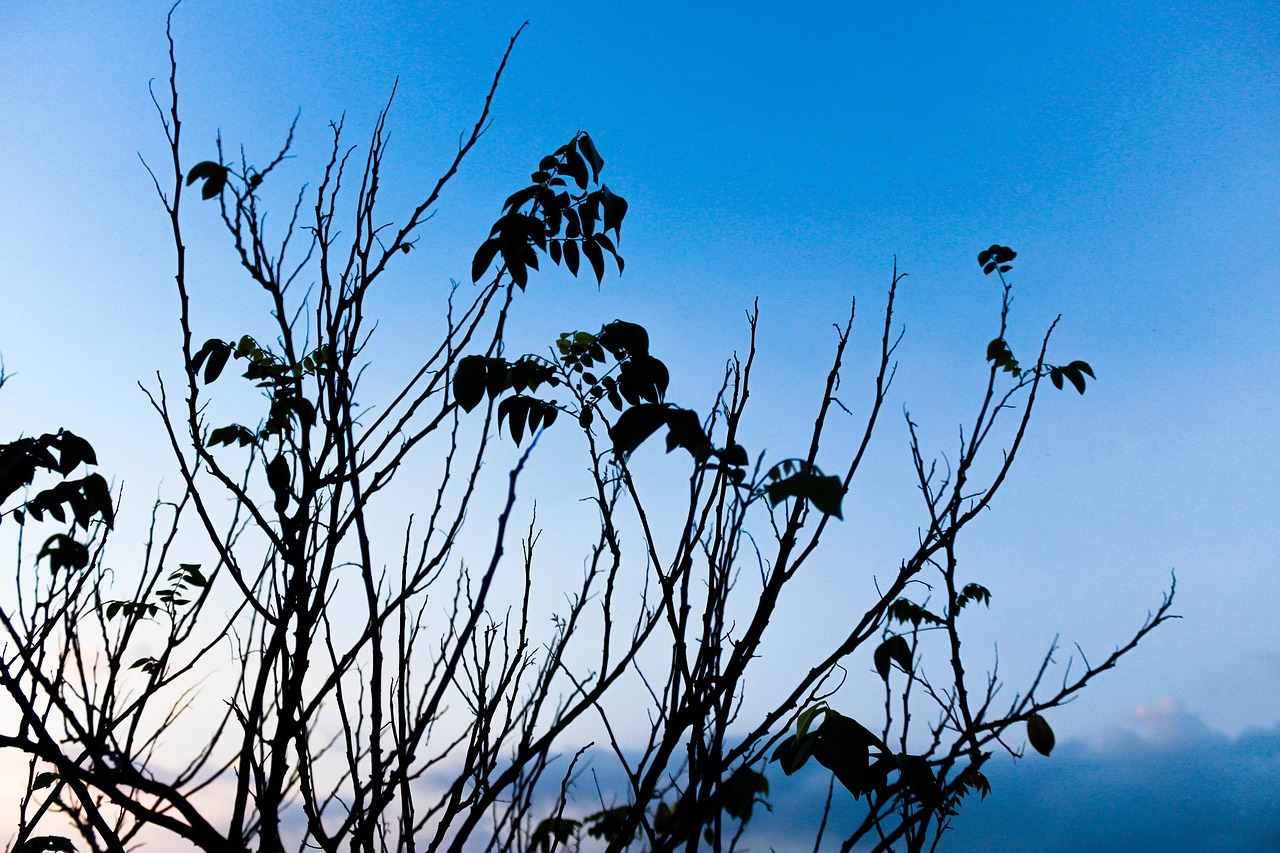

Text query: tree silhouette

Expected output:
[1,8,1174,853]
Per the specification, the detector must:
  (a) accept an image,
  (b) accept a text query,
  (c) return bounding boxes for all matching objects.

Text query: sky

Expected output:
[2,0,1278,848]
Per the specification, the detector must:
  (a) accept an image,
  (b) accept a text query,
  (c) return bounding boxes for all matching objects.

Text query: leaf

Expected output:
[764,470,844,519]
[1027,713,1055,755]
[608,404,671,457]
[499,397,524,445]
[530,817,580,853]
[979,244,1016,275]
[773,732,819,775]
[886,599,943,627]
[663,407,711,460]
[578,133,604,182]
[208,424,255,448]
[601,185,628,238]
[186,161,228,200]
[13,836,76,853]
[1059,359,1094,394]
[180,563,208,588]
[53,430,96,470]
[896,753,939,808]
[501,185,539,214]
[563,239,580,276]
[471,237,500,282]
[618,354,669,405]
[500,242,529,290]
[584,806,635,844]
[80,473,114,527]
[266,454,290,513]
[453,355,488,412]
[720,766,769,824]
[811,712,888,799]
[32,772,59,791]
[956,583,991,610]
[986,337,1020,375]
[874,635,911,681]
[37,534,89,573]
[563,145,589,190]
[582,237,605,284]
[958,767,991,799]
[598,320,649,359]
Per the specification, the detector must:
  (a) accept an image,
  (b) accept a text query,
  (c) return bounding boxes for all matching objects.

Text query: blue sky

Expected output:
[2,1,1278,848]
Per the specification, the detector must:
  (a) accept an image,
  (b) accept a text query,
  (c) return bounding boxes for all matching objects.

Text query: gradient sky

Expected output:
[2,1,1278,848]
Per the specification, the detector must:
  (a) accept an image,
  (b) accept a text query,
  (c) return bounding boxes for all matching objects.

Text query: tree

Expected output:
[1,9,1174,853]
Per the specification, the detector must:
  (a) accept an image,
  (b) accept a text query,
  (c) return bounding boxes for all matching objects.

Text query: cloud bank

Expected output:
[744,698,1280,851]
[940,699,1280,852]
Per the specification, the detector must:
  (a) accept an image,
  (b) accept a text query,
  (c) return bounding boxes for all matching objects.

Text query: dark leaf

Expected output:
[887,599,943,628]
[32,772,59,791]
[501,244,528,290]
[956,583,991,609]
[579,195,597,237]
[563,240,580,276]
[208,424,255,448]
[721,766,769,824]
[186,160,228,200]
[472,238,501,282]
[874,635,912,681]
[530,817,580,853]
[663,407,711,460]
[601,185,628,238]
[598,320,649,358]
[764,469,844,518]
[502,185,539,213]
[1027,713,1055,755]
[266,454,290,513]
[498,396,529,445]
[720,443,749,467]
[618,355,669,405]
[14,836,76,853]
[454,356,488,412]
[584,806,635,844]
[609,403,671,457]
[959,767,991,799]
[582,234,605,283]
[578,133,604,182]
[563,145,589,190]
[203,342,232,384]
[812,712,887,798]
[896,754,939,808]
[37,534,89,573]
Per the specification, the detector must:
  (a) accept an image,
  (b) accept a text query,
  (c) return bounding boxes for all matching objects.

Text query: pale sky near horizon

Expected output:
[2,1,1278,848]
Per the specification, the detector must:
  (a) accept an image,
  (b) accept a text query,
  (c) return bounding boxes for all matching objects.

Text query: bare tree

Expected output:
[1,8,1174,853]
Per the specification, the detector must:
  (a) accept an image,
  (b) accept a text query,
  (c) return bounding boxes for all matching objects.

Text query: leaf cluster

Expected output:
[0,430,113,529]
[471,133,628,288]
[193,336,335,447]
